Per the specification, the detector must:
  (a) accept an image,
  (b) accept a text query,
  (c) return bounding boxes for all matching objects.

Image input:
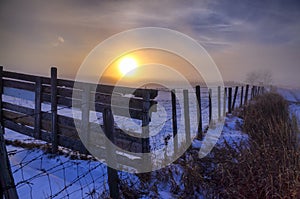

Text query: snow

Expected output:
[4,130,108,198]
[5,129,47,145]
[218,115,248,148]
[277,87,300,142]
[277,87,300,103]
[0,87,271,198]
[193,115,248,158]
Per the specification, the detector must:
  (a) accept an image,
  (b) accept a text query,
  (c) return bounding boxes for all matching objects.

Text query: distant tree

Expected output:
[261,70,272,86]
[245,70,272,86]
[246,71,260,85]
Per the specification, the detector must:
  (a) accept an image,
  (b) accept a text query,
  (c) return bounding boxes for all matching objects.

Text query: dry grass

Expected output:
[150,92,300,198]
[206,93,300,198]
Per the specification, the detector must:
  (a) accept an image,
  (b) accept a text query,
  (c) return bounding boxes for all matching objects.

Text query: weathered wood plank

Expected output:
[56,79,158,99]
[42,112,76,127]
[43,85,157,111]
[3,79,35,92]
[94,103,144,120]
[3,120,34,137]
[3,107,144,153]
[42,85,75,98]
[40,119,78,139]
[3,110,35,127]
[3,70,158,99]
[3,70,50,84]
[57,78,75,88]
[2,102,34,115]
[42,94,150,120]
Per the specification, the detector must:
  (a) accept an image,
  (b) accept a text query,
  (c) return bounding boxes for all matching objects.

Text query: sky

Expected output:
[0,0,300,87]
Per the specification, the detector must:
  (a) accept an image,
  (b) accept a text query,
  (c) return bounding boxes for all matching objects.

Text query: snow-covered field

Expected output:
[3,86,298,198]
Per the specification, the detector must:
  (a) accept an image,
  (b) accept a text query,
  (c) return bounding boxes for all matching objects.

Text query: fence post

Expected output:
[228,87,232,114]
[51,67,58,154]
[217,86,221,120]
[208,88,212,124]
[34,77,42,139]
[195,86,202,139]
[251,86,255,99]
[231,86,238,111]
[0,126,19,199]
[183,90,191,144]
[240,86,244,107]
[223,87,227,116]
[244,85,249,105]
[0,66,3,131]
[103,108,119,199]
[257,86,260,95]
[142,91,151,171]
[171,90,178,154]
[81,84,91,154]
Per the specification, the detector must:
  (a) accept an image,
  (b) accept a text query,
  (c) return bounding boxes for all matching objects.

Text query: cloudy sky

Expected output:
[0,0,300,87]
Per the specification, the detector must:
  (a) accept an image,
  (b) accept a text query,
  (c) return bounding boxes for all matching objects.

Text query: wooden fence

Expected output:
[0,66,158,198]
[0,66,264,198]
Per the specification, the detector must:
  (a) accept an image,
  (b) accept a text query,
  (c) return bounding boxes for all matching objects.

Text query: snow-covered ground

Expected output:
[276,87,300,143]
[2,88,256,198]
[4,115,248,198]
[5,130,109,199]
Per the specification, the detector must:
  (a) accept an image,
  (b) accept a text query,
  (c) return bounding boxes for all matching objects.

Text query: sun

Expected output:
[118,57,138,76]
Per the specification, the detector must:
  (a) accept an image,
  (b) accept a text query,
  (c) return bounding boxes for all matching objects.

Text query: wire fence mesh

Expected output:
[2,84,256,198]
